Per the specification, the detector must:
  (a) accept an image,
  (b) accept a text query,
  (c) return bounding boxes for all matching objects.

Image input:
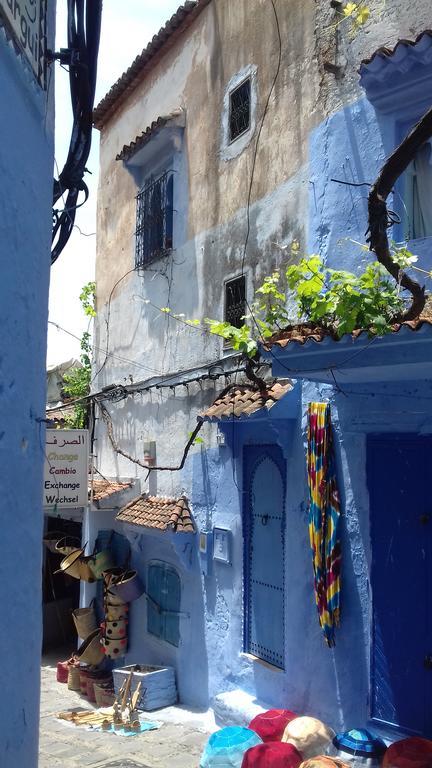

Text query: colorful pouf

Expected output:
[299,758,351,768]
[332,729,387,767]
[382,737,432,768]
[241,741,302,768]
[282,717,335,760]
[249,710,298,743]
[200,727,263,767]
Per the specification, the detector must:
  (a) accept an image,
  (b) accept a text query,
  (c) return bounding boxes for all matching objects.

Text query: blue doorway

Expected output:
[243,445,285,669]
[367,435,432,737]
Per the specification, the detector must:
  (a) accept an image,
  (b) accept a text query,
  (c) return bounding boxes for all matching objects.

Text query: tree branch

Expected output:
[99,401,203,477]
[366,107,432,320]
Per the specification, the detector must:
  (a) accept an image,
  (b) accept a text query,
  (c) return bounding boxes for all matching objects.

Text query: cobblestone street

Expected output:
[39,654,212,768]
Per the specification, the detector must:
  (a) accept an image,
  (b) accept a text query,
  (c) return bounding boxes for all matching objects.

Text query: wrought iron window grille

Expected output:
[225,275,246,330]
[229,78,251,143]
[135,170,174,268]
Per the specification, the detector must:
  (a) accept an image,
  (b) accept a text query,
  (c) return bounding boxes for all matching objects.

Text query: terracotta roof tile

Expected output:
[116,495,195,533]
[91,479,132,502]
[264,299,432,350]
[199,381,292,421]
[93,1,211,129]
[115,110,185,162]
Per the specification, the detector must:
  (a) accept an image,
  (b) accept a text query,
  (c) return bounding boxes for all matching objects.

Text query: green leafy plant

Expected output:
[62,282,95,428]
[202,246,414,357]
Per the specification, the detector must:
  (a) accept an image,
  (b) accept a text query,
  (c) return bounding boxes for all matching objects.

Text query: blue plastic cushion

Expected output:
[333,729,387,757]
[200,727,263,767]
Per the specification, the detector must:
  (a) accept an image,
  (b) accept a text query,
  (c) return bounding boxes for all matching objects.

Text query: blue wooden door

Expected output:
[243,445,285,669]
[367,435,432,737]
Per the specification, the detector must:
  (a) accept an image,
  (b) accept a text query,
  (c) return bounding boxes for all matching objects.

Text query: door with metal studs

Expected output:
[243,445,286,669]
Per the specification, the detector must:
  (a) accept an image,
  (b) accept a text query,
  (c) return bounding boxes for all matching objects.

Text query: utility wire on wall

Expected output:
[48,0,102,264]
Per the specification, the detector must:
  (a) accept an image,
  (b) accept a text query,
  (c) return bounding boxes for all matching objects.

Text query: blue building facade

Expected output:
[0,3,55,765]
[91,2,432,742]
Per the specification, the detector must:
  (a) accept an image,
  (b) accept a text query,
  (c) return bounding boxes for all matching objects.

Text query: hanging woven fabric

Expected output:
[307,402,341,647]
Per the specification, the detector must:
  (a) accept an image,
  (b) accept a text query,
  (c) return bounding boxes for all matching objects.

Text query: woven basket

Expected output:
[78,556,96,583]
[57,656,78,684]
[101,618,128,638]
[94,684,115,708]
[55,535,82,556]
[76,628,104,666]
[44,531,66,554]
[67,665,81,691]
[104,602,129,621]
[72,599,98,638]
[87,675,112,703]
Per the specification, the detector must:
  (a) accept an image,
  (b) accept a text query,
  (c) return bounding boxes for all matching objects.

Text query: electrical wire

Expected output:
[241,0,282,276]
[50,0,102,263]
[48,320,163,375]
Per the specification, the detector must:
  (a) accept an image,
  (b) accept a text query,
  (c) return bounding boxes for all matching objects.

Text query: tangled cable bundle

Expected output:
[51,0,102,263]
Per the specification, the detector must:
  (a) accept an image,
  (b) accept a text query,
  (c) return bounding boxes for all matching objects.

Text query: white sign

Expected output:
[0,0,46,86]
[43,429,89,509]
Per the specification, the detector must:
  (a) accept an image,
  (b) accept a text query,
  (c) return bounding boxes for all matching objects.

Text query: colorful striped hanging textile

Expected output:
[307,402,341,647]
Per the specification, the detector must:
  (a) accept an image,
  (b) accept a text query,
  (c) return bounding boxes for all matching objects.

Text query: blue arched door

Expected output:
[243,445,286,669]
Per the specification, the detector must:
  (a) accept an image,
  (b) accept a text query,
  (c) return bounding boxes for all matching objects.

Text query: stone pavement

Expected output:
[39,652,213,768]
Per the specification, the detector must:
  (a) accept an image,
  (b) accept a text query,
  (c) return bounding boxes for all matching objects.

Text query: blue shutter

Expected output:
[162,566,181,647]
[147,563,163,639]
[147,562,181,646]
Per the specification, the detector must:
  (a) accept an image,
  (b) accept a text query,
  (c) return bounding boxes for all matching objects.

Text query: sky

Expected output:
[47,0,182,367]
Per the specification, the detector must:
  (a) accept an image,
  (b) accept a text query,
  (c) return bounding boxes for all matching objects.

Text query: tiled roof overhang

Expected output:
[262,311,432,385]
[91,479,132,503]
[199,382,293,422]
[116,109,185,162]
[93,0,211,130]
[359,30,432,106]
[116,495,195,533]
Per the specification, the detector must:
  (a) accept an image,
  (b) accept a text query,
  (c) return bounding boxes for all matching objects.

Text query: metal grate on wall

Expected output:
[135,170,173,267]
[225,275,246,329]
[229,78,251,142]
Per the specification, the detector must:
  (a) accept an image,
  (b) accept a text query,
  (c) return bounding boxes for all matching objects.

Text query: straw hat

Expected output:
[282,717,335,760]
[299,758,350,768]
[241,741,303,767]
[382,737,432,768]
[249,709,298,743]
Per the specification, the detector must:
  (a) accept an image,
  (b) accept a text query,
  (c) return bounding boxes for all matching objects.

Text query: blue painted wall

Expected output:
[0,10,55,767]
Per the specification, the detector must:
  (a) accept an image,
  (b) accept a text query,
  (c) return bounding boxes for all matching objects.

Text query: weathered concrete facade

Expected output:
[93,0,432,736]
[0,4,55,766]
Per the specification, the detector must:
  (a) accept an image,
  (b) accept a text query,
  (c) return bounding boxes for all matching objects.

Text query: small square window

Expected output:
[225,275,246,329]
[229,78,251,142]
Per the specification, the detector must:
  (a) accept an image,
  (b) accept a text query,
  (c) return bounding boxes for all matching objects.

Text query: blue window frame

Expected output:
[147,561,181,647]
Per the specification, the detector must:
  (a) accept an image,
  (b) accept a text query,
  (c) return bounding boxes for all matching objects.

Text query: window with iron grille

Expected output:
[135,171,173,267]
[229,78,251,142]
[225,275,246,329]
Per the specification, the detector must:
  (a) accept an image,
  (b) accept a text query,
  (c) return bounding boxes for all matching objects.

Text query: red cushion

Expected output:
[241,742,302,768]
[383,737,432,768]
[249,710,298,743]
